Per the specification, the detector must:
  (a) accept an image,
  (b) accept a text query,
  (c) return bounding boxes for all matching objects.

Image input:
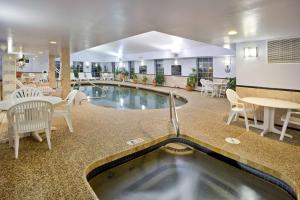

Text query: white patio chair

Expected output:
[78,73,86,81]
[107,73,114,80]
[86,73,96,80]
[53,90,78,133]
[7,100,54,159]
[102,73,108,80]
[219,84,228,98]
[226,89,257,131]
[70,72,77,81]
[40,72,48,83]
[199,79,206,94]
[16,79,54,96]
[280,110,300,140]
[11,87,43,99]
[203,80,217,97]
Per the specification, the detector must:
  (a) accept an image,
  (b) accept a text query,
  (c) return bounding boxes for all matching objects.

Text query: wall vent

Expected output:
[267,38,300,63]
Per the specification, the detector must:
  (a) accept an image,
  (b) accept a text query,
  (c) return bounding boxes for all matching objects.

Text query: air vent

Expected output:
[268,38,300,63]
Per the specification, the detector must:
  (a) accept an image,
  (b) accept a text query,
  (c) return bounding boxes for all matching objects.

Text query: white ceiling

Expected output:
[0,0,300,55]
[72,31,234,62]
[87,31,208,56]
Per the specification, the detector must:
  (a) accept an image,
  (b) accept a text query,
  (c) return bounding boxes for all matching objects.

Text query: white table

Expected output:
[242,97,300,139]
[0,96,63,142]
[212,82,227,97]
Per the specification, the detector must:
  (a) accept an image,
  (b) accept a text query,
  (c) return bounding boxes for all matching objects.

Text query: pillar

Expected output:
[2,54,16,100]
[61,46,71,98]
[48,54,56,89]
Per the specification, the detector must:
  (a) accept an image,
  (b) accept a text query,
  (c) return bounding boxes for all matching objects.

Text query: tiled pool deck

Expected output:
[0,81,300,200]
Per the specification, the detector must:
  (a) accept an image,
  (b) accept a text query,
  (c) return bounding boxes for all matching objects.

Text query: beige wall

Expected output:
[237,86,300,127]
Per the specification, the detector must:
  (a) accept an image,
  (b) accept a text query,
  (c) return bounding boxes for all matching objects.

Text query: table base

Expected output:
[249,107,292,139]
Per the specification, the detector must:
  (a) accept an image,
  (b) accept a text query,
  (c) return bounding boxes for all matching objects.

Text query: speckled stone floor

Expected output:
[0,82,299,200]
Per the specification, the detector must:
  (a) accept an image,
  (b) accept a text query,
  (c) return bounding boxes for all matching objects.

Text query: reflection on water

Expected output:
[79,85,186,109]
[89,147,293,200]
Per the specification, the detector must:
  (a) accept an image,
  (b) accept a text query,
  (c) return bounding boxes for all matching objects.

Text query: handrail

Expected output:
[169,91,180,137]
[76,80,109,104]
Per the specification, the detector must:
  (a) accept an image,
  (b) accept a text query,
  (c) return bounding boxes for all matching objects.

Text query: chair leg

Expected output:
[8,126,14,148]
[243,111,249,132]
[45,128,52,150]
[64,114,74,133]
[234,113,239,121]
[227,111,235,125]
[280,110,291,141]
[14,134,20,159]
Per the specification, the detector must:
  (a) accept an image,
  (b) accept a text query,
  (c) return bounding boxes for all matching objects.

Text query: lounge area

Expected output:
[0,1,300,200]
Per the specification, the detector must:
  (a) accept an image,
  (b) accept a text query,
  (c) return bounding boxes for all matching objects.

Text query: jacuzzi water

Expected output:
[79,85,186,109]
[89,145,294,200]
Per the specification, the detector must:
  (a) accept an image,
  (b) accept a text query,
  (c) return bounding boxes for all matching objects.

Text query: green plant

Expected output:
[227,77,236,91]
[132,73,138,80]
[187,68,197,88]
[155,74,165,85]
[73,68,79,78]
[115,67,129,76]
[142,76,148,82]
[96,65,102,77]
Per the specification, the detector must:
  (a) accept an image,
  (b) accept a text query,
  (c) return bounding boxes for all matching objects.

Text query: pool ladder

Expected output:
[169,92,180,137]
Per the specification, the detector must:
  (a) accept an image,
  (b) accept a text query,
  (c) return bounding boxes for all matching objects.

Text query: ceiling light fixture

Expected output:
[49,41,57,44]
[38,51,43,54]
[228,30,238,35]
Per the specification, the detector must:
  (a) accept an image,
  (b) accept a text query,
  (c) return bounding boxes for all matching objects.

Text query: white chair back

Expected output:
[65,90,78,111]
[16,79,25,88]
[200,79,206,86]
[226,89,240,107]
[11,87,43,99]
[78,73,85,80]
[7,100,53,134]
[86,73,93,79]
[70,72,76,80]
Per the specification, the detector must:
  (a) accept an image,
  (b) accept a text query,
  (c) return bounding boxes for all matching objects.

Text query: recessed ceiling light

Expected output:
[38,51,43,54]
[228,30,238,35]
[49,41,57,44]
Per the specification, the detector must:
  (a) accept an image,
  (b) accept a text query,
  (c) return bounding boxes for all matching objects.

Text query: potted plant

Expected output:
[186,68,197,91]
[132,74,138,84]
[152,79,157,87]
[96,65,102,79]
[116,67,128,82]
[155,74,165,86]
[227,77,236,91]
[142,76,148,85]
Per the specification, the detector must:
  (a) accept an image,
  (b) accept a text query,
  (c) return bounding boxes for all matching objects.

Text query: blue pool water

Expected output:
[79,85,186,109]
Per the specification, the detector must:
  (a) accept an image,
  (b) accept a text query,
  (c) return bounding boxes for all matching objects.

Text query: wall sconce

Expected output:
[224,56,231,73]
[244,47,258,58]
[85,61,90,66]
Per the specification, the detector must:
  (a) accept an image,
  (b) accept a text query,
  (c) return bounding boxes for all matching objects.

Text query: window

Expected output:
[197,57,213,86]
[139,65,147,74]
[171,65,181,76]
[129,61,135,78]
[73,61,84,72]
[55,61,60,78]
[155,60,164,75]
[91,62,101,77]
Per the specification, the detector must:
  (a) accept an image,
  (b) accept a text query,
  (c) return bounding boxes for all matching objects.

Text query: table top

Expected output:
[0,96,63,111]
[242,97,300,109]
